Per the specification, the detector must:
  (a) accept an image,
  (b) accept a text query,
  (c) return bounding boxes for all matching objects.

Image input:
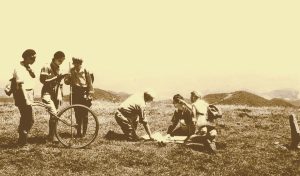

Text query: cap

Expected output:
[22,49,36,59]
[72,57,83,64]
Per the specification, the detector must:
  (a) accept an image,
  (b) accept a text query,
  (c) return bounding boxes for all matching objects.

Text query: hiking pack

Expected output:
[207,105,222,122]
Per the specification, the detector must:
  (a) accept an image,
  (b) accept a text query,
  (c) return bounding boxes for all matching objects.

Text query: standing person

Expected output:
[12,49,36,146]
[114,91,155,141]
[64,57,94,137]
[40,51,68,143]
[166,94,195,137]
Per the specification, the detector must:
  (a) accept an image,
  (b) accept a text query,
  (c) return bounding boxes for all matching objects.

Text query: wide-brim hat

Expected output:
[72,57,83,64]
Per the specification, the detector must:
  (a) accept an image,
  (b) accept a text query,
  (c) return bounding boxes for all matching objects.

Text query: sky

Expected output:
[0,1,300,99]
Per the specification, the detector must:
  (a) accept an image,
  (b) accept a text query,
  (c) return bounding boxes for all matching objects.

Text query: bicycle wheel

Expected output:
[55,104,99,148]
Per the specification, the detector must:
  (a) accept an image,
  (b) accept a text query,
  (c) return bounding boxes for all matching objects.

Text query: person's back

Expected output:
[118,92,146,121]
[114,91,155,141]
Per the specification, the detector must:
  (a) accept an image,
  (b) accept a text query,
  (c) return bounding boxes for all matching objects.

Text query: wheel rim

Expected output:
[55,104,99,148]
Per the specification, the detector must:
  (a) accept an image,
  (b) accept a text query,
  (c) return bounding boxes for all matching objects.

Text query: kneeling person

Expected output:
[115,91,155,141]
[167,94,195,137]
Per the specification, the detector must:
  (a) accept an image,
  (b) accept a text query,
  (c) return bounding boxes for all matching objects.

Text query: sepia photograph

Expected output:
[0,1,299,175]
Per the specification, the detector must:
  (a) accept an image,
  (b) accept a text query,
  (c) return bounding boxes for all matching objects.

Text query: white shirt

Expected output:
[119,92,147,123]
[13,62,35,90]
[193,99,209,127]
[192,99,209,115]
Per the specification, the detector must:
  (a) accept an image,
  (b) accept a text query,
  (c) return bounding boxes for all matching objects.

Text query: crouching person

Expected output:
[181,91,218,153]
[64,57,94,137]
[12,49,37,146]
[114,91,155,141]
[166,94,195,137]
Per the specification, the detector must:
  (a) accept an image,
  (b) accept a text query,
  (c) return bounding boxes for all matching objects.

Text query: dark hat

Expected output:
[173,94,184,103]
[22,49,36,59]
[54,51,65,59]
[72,57,83,64]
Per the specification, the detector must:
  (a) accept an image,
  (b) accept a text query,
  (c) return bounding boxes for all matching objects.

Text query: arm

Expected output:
[40,74,61,85]
[167,111,179,135]
[138,107,153,139]
[178,99,192,111]
[64,74,71,85]
[142,122,153,140]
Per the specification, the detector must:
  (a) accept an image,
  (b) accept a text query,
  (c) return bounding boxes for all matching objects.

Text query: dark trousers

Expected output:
[72,86,91,135]
[17,104,34,133]
[114,111,138,136]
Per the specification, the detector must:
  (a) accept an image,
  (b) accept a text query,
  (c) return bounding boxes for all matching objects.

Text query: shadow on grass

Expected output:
[27,136,47,144]
[0,135,47,149]
[104,130,128,141]
[0,137,18,149]
[185,141,227,154]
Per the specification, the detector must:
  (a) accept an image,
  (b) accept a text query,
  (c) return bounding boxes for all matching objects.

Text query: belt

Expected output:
[25,89,33,91]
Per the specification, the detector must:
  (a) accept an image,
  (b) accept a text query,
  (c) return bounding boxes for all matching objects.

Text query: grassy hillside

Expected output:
[0,101,299,175]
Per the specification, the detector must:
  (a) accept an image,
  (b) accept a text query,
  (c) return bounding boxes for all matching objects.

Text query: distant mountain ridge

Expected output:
[0,88,297,107]
[261,89,299,100]
[0,88,130,103]
[203,91,295,107]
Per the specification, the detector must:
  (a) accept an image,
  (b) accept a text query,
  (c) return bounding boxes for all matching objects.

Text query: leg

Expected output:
[74,106,83,136]
[289,114,300,149]
[42,94,58,142]
[82,108,88,137]
[206,129,217,153]
[115,111,131,135]
[114,111,136,140]
[81,98,91,137]
[17,105,28,146]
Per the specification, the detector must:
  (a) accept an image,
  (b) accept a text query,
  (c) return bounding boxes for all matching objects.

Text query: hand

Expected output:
[149,136,155,141]
[87,93,93,100]
[57,74,64,80]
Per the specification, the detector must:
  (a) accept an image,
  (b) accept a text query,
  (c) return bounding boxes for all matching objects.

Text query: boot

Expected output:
[48,120,58,143]
[18,130,28,146]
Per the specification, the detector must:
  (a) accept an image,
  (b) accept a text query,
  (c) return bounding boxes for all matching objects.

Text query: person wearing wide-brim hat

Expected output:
[64,57,94,137]
[11,49,37,146]
[114,90,156,141]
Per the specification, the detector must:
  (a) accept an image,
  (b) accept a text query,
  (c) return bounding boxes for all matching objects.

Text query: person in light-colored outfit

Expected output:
[114,91,155,141]
[12,49,37,146]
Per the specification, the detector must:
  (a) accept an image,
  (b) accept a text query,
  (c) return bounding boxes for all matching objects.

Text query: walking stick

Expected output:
[69,62,74,144]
